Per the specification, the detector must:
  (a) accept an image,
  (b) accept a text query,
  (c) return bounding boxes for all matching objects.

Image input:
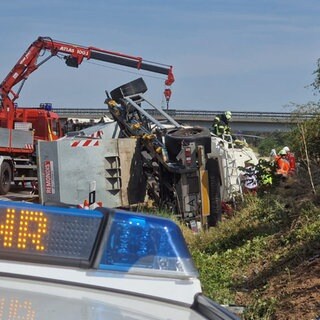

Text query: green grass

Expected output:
[137,172,320,318]
[180,186,320,319]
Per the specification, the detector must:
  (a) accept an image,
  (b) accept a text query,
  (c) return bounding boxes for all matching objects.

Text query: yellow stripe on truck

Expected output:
[199,169,210,217]
[47,122,53,141]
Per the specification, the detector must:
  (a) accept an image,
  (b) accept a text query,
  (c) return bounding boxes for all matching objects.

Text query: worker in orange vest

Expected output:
[275,149,290,178]
[283,146,296,174]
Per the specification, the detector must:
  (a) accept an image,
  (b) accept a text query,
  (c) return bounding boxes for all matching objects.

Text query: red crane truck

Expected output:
[0,36,174,194]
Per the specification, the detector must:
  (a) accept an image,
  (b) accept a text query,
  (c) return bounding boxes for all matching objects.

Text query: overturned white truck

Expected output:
[37,78,257,229]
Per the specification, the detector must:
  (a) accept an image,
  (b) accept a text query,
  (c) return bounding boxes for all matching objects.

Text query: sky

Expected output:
[1,0,320,112]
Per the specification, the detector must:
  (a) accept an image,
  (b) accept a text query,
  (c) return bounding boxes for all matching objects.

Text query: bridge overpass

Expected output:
[54,108,312,133]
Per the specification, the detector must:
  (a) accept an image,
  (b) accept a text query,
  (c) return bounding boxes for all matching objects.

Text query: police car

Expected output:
[0,200,239,319]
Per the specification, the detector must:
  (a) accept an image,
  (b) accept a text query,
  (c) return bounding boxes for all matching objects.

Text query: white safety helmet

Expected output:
[283,146,290,153]
[225,111,232,120]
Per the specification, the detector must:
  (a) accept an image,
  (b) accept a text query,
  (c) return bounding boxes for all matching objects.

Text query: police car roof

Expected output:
[1,276,209,320]
[0,201,240,319]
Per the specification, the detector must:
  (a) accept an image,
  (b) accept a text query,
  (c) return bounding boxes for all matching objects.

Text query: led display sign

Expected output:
[0,201,104,267]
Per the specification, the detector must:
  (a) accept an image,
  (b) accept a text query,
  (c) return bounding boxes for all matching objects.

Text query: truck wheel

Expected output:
[110,78,148,102]
[206,158,222,227]
[0,162,12,195]
[165,127,211,161]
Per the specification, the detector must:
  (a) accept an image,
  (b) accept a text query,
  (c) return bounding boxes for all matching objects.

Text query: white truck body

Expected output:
[37,122,146,207]
[38,119,257,210]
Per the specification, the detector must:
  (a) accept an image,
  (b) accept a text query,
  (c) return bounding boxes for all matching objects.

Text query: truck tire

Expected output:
[0,162,12,195]
[110,78,148,103]
[165,127,211,162]
[206,158,222,227]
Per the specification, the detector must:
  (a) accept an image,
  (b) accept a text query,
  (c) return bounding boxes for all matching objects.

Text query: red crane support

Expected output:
[0,36,175,129]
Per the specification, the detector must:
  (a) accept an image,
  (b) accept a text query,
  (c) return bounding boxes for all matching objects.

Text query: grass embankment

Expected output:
[182,176,320,319]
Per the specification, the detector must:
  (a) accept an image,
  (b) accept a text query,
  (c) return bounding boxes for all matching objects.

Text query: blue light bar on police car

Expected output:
[96,209,198,278]
[0,201,198,279]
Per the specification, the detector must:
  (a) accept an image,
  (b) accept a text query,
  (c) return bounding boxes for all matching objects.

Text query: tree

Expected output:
[289,56,320,163]
[290,104,320,162]
[257,132,291,157]
[310,58,320,93]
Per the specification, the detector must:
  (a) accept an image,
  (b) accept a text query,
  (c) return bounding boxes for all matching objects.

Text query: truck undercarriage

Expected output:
[106,78,222,228]
[37,77,258,230]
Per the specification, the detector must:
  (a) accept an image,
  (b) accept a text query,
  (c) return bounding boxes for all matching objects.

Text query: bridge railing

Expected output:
[53,108,316,120]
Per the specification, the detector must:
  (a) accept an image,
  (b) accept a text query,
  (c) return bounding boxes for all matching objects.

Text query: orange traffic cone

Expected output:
[83,199,89,210]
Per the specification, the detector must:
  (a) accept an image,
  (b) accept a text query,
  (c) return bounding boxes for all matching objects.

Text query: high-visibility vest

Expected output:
[287,152,296,173]
[276,156,290,176]
[261,173,272,185]
[212,116,230,136]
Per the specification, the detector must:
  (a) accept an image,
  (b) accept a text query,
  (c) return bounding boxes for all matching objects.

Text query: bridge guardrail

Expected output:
[53,108,316,120]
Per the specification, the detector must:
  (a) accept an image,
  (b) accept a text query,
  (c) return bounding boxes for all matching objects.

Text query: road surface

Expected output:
[0,184,38,203]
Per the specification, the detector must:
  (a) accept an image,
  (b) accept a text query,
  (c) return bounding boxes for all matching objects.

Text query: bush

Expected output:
[257,132,292,157]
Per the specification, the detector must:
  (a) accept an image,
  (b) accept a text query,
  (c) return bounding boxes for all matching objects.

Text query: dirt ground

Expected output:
[265,256,320,319]
[236,171,320,319]
[235,256,320,319]
[269,176,320,319]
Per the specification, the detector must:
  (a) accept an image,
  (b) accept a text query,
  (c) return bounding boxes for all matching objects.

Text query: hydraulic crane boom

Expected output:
[0,36,175,129]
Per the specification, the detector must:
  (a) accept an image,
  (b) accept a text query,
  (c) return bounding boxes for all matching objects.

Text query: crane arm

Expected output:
[0,36,174,129]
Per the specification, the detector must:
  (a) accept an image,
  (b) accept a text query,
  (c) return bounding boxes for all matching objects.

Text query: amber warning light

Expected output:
[0,208,47,250]
[0,201,104,267]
